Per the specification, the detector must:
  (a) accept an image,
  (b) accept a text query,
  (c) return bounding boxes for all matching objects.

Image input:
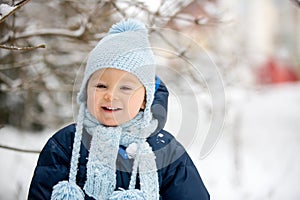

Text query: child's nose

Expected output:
[104,89,118,101]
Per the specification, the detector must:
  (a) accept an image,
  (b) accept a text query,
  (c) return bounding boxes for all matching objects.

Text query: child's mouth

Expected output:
[101,106,122,112]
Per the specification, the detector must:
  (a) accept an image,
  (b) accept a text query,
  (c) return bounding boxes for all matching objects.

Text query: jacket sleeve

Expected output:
[28,128,73,200]
[160,152,210,200]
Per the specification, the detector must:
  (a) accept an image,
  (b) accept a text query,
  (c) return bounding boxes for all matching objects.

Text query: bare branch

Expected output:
[0,144,40,154]
[0,71,18,87]
[15,24,86,39]
[1,22,87,44]
[111,1,127,18]
[0,33,10,44]
[153,30,181,52]
[0,59,42,70]
[0,44,45,50]
[289,0,300,7]
[0,83,75,92]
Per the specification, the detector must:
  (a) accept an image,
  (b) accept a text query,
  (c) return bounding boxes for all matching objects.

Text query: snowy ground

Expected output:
[0,83,300,200]
[197,83,300,200]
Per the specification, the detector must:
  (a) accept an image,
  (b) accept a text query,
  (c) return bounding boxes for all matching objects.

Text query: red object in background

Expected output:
[256,57,299,85]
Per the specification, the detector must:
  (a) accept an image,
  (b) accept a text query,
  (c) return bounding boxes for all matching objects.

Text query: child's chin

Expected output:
[102,123,118,127]
[101,120,127,127]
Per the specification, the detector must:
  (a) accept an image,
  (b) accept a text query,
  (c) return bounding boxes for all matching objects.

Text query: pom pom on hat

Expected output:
[108,19,147,34]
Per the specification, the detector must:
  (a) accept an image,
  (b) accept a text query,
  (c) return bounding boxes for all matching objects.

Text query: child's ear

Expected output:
[140,100,146,110]
[140,94,146,110]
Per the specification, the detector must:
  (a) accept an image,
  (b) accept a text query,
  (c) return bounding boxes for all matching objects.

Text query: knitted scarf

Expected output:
[51,105,159,200]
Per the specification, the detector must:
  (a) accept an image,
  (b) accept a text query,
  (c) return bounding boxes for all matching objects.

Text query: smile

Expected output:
[101,106,122,111]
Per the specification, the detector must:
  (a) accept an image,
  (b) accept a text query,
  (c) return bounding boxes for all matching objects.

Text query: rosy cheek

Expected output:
[128,94,144,116]
[87,98,94,114]
[87,90,97,113]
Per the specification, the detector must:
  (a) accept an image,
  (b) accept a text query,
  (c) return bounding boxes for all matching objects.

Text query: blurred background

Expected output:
[0,0,299,199]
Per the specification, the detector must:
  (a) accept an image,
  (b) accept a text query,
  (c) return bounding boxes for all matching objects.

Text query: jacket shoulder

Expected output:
[148,130,210,199]
[28,124,77,199]
[147,129,186,169]
[147,129,183,152]
[37,124,76,166]
[52,124,76,153]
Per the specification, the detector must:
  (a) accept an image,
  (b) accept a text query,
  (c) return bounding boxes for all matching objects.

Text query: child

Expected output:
[28,19,209,200]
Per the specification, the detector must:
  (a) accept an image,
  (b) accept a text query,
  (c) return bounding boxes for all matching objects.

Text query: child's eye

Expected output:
[95,83,106,89]
[120,86,133,91]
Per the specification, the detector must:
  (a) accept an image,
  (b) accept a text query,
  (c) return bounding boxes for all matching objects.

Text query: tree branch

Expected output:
[0,0,32,24]
[0,44,46,50]
[0,59,42,70]
[0,144,40,154]
[290,0,300,7]
[15,24,86,39]
[0,71,18,87]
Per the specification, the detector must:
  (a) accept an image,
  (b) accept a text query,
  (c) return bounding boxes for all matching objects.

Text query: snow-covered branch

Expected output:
[15,23,86,39]
[0,0,31,24]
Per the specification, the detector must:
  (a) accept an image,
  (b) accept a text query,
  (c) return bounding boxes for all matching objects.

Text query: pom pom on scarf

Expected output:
[51,181,84,200]
[126,143,138,159]
[109,188,145,200]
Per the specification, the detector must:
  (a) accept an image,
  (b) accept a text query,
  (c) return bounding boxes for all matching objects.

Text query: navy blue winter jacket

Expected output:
[28,78,210,200]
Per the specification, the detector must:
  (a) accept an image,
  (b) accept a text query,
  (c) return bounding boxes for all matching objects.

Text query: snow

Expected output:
[0,4,16,20]
[196,83,300,200]
[1,83,300,199]
[0,127,53,200]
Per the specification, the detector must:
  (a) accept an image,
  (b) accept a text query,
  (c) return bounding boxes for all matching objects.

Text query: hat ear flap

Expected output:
[51,103,85,200]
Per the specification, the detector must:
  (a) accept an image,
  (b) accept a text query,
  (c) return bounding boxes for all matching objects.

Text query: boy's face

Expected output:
[87,68,146,126]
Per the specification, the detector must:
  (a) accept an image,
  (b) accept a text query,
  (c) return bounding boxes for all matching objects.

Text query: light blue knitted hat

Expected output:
[78,18,156,123]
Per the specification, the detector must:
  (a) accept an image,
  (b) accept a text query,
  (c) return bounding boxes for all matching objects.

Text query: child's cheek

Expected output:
[128,92,145,117]
[87,89,97,114]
